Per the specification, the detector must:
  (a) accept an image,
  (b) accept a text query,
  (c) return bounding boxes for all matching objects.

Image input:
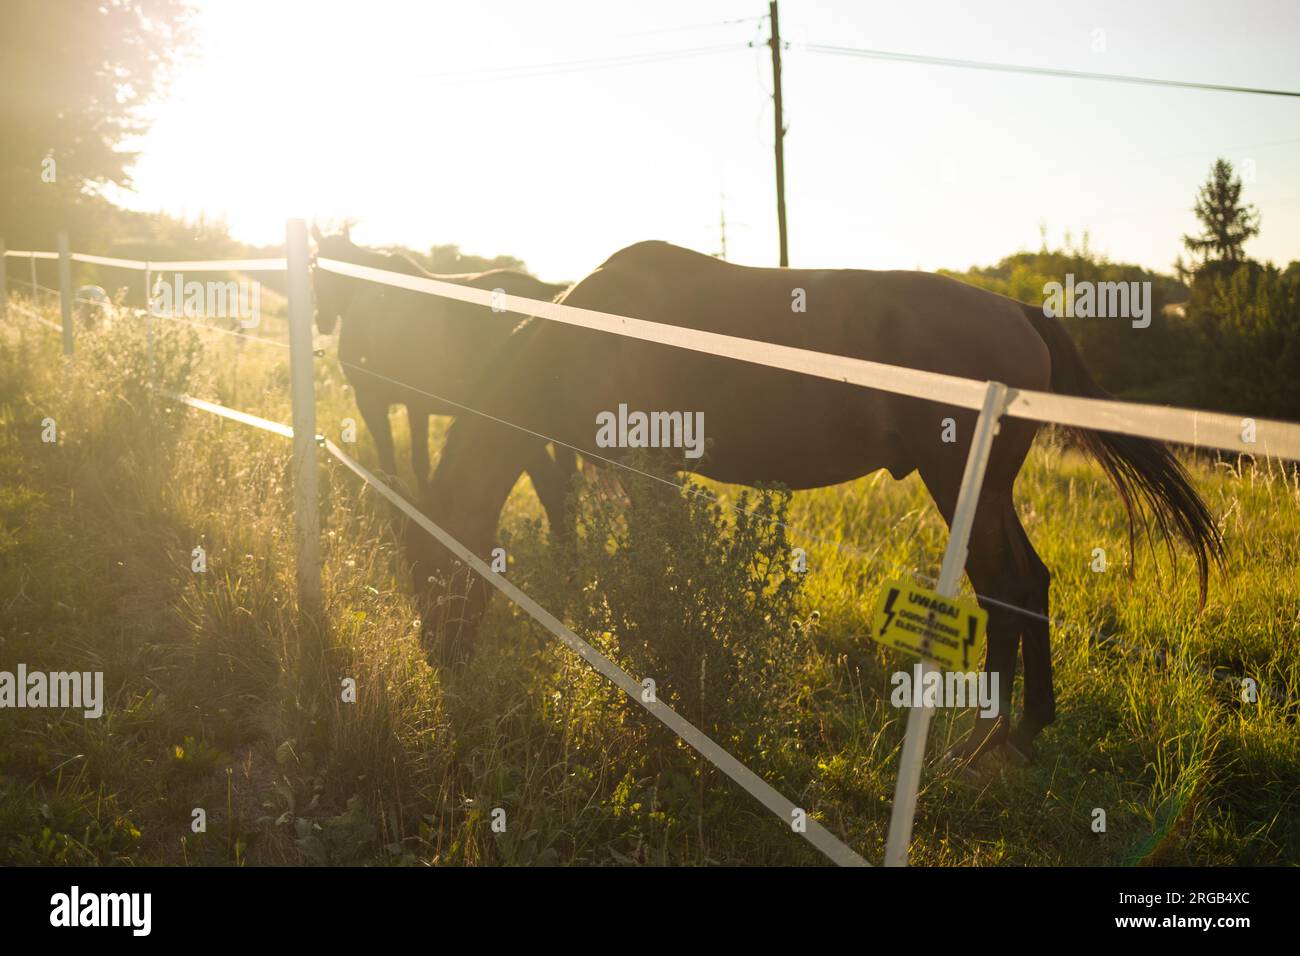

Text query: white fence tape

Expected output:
[146,258,287,272]
[54,251,287,272]
[2,250,58,260]
[70,253,151,270]
[1004,389,1294,458]
[165,391,296,439]
[69,253,288,272]
[315,256,1300,461]
[315,258,991,411]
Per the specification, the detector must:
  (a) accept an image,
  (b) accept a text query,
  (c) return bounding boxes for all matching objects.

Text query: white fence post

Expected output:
[286,218,322,614]
[29,252,37,301]
[884,379,1009,867]
[144,262,155,384]
[57,232,73,355]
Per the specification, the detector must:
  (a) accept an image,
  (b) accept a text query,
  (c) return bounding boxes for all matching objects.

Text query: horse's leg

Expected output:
[950,497,1026,762]
[1006,516,1054,762]
[919,462,1026,763]
[408,404,431,496]
[524,443,578,545]
[415,414,537,662]
[355,387,398,481]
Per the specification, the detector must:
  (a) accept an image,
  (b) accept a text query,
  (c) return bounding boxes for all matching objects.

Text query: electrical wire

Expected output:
[799,42,1300,98]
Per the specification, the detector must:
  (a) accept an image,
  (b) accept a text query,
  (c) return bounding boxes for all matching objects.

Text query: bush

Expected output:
[551,460,815,761]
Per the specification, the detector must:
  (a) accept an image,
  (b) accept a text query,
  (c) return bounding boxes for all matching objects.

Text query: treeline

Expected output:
[3,198,535,311]
[943,245,1299,422]
[13,201,1296,423]
[2,197,281,308]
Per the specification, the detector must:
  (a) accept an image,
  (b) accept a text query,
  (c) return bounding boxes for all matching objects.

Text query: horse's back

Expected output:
[563,242,1049,392]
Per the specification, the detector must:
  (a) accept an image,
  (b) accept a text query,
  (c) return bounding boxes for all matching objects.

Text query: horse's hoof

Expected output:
[940,750,988,781]
[941,743,991,778]
[1005,728,1038,766]
[942,718,1010,769]
[1004,740,1034,766]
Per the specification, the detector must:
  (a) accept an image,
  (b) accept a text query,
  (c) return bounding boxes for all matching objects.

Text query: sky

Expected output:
[116,0,1300,282]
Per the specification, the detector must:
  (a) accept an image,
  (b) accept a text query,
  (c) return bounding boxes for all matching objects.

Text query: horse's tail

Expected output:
[1023,304,1225,605]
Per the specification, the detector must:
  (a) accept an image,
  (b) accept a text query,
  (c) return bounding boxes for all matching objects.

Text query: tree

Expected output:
[1182,158,1260,269]
[1185,259,1300,420]
[0,0,192,247]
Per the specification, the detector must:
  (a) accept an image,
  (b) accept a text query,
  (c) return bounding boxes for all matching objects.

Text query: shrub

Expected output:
[555,460,814,761]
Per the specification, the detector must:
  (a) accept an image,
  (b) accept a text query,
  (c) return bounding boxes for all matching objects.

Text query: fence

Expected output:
[5,221,1300,868]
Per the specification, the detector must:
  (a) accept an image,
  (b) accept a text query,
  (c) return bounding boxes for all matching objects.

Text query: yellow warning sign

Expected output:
[870,580,987,671]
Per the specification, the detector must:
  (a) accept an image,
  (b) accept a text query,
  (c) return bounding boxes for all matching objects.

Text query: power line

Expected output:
[617,14,768,39]
[406,43,747,80]
[202,43,746,84]
[799,43,1300,98]
[768,2,789,266]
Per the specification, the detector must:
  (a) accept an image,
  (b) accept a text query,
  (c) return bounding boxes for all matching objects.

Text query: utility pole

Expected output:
[768,1,788,266]
[718,195,728,261]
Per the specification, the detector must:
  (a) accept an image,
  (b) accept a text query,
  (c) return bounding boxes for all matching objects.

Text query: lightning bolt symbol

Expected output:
[880,588,899,635]
[963,616,978,669]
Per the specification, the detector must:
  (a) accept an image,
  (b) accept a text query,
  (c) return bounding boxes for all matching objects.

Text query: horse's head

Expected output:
[310,223,362,335]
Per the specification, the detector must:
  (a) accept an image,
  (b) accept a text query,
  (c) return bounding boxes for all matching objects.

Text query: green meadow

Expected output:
[1,292,1296,866]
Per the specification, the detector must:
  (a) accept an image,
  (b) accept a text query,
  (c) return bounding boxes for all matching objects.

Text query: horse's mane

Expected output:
[352,244,432,279]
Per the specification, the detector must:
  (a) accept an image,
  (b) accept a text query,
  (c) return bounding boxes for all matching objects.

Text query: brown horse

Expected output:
[311,228,575,525]
[413,241,1223,762]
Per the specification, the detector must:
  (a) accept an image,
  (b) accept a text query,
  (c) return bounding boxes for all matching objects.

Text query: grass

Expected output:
[0,290,1296,866]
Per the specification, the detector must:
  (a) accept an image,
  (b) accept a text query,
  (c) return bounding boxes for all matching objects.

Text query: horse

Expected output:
[310,227,576,530]
[410,240,1224,764]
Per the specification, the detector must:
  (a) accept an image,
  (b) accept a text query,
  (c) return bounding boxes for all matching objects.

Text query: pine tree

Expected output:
[1182,159,1260,267]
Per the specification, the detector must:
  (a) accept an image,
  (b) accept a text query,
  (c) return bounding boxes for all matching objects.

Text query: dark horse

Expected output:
[412,241,1223,762]
[311,227,575,523]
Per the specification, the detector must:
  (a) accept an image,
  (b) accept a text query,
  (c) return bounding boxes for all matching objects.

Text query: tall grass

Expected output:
[0,293,1295,866]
